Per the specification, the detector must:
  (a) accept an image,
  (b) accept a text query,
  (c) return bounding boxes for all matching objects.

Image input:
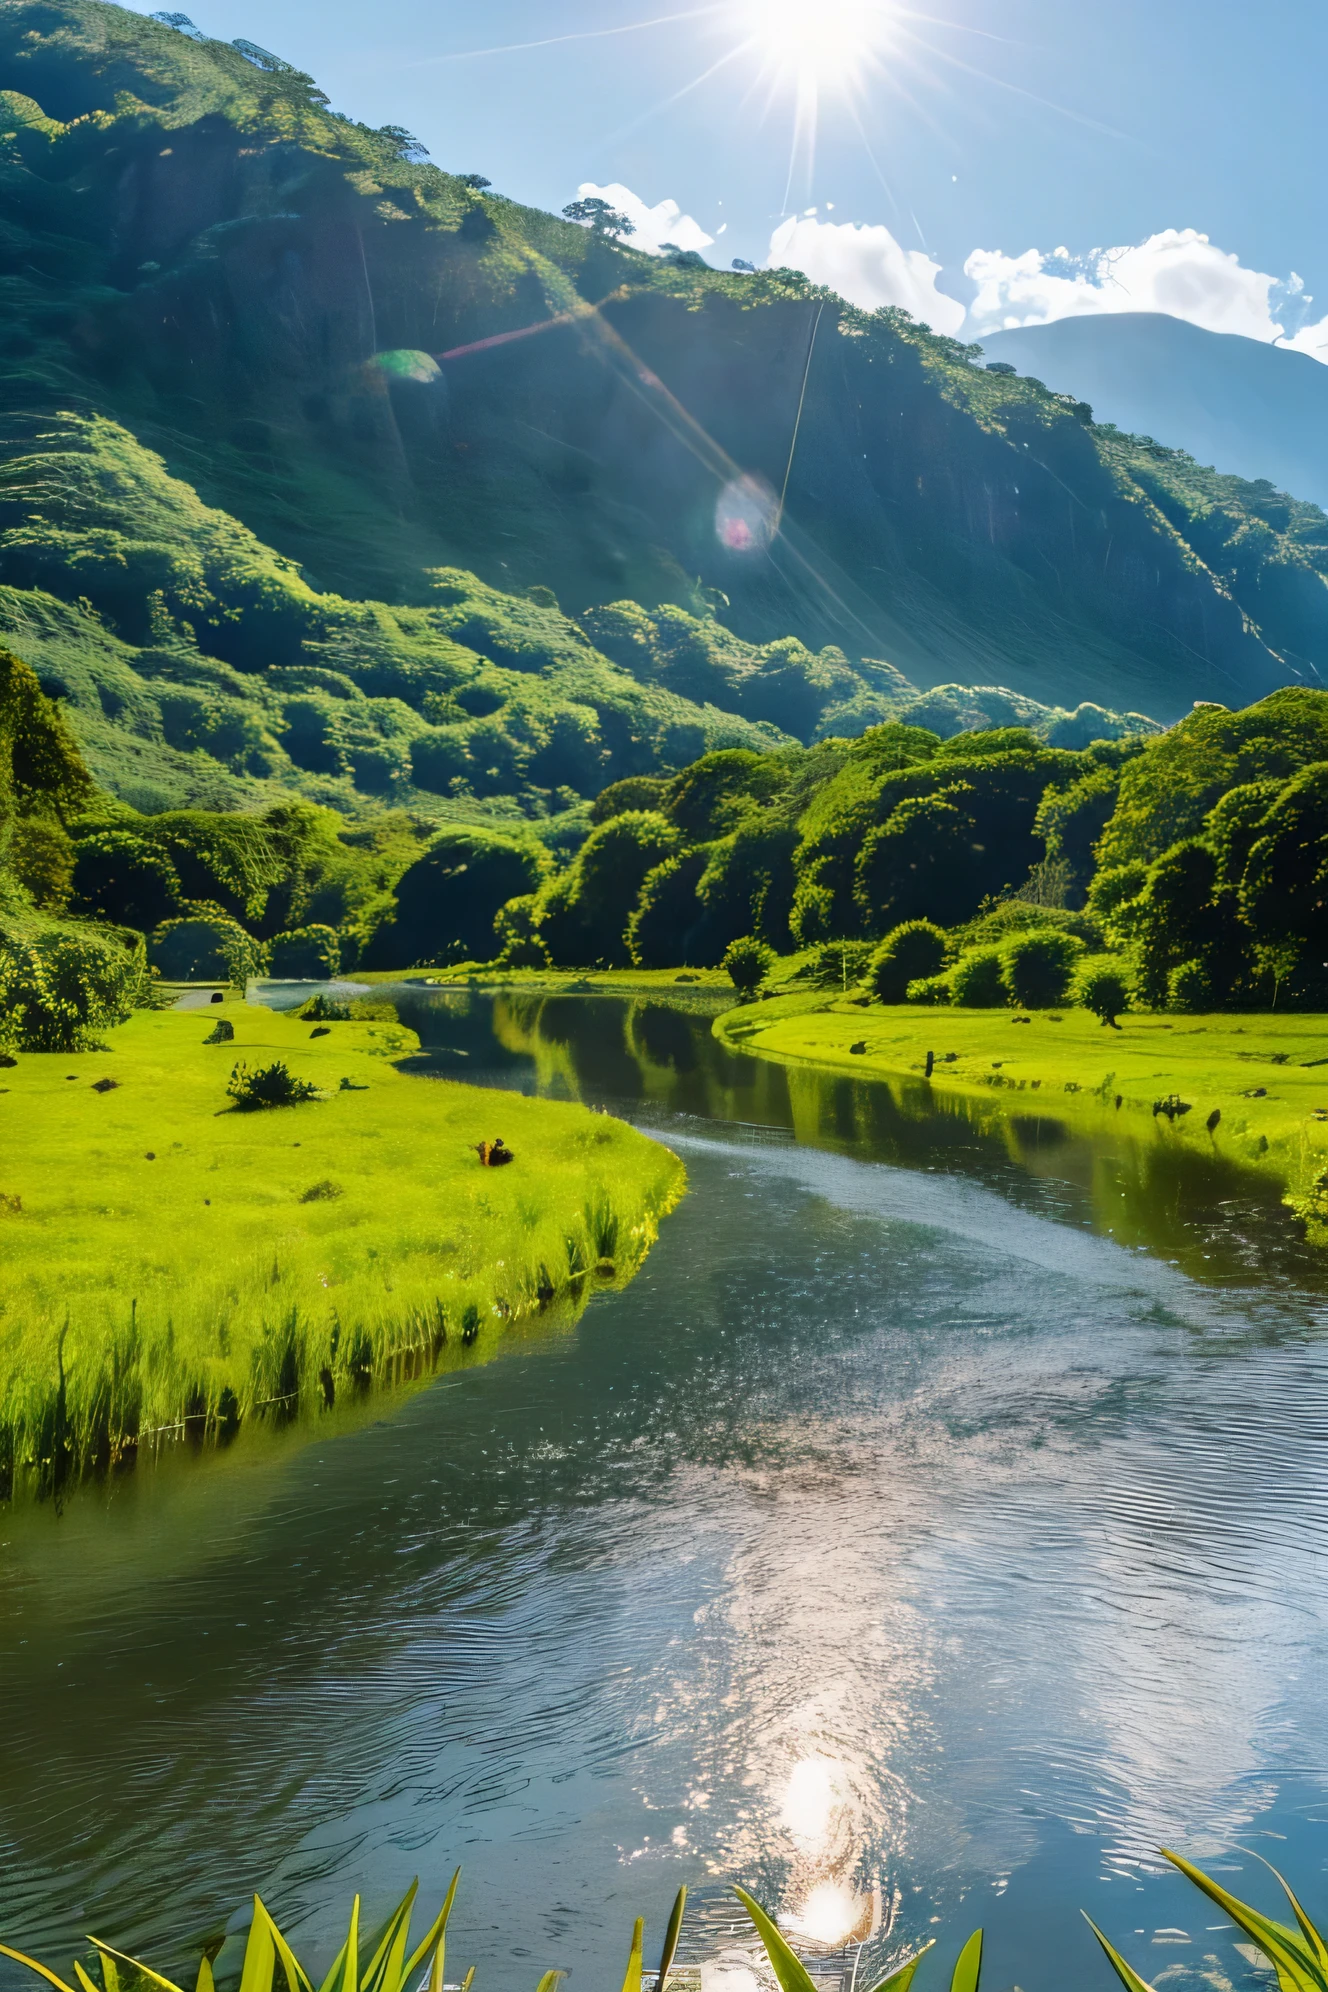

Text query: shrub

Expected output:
[299,993,351,1021]
[723,935,774,992]
[493,892,551,967]
[868,920,947,1003]
[949,944,1006,1007]
[801,939,874,989]
[270,924,341,978]
[1076,957,1132,1026]
[0,923,145,1051]
[8,815,75,911]
[1000,928,1084,1008]
[1169,957,1214,1013]
[150,914,267,984]
[906,972,951,1004]
[226,1059,320,1110]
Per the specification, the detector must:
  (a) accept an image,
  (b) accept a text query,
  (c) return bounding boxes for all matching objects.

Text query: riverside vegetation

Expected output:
[0,1846,1322,1992]
[0,998,683,1500]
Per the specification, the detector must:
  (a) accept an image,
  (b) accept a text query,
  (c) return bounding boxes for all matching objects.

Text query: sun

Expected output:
[750,0,897,85]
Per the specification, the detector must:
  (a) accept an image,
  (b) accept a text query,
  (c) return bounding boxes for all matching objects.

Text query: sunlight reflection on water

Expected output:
[4,994,1328,1992]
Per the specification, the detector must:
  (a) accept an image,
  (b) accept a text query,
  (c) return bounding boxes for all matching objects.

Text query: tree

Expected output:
[270,925,341,979]
[723,935,773,992]
[867,921,947,1003]
[536,812,680,967]
[1000,928,1084,1008]
[377,125,430,161]
[149,915,267,985]
[71,832,183,933]
[731,258,756,273]
[563,197,635,239]
[458,173,492,190]
[857,792,977,929]
[374,828,551,967]
[1034,766,1119,903]
[1076,958,1131,1027]
[628,848,715,968]
[0,649,92,832]
[1237,764,1328,1006]
[1130,839,1248,1009]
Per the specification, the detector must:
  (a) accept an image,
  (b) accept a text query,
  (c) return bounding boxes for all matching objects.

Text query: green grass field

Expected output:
[0,1003,684,1495]
[716,992,1328,1239]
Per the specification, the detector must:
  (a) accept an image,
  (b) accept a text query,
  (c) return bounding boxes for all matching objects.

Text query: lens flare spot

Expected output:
[716,475,778,552]
[369,348,442,385]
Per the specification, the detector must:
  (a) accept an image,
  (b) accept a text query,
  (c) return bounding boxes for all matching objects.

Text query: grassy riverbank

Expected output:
[358,967,734,995]
[0,1003,683,1495]
[716,992,1328,1238]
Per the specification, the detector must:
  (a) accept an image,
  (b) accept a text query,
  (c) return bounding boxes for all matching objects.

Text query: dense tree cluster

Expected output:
[370,688,1328,1014]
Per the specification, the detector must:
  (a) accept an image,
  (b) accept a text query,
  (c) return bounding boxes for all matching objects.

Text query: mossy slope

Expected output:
[0,1002,684,1494]
[0,0,1321,823]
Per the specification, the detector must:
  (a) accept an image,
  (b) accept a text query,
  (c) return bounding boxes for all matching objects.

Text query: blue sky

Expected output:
[131,0,1328,356]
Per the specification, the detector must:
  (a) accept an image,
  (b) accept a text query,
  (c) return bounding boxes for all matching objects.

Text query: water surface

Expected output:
[3,989,1327,1992]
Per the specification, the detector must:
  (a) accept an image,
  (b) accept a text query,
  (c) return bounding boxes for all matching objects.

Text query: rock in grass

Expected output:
[1207,1108,1221,1132]
[849,1040,867,1055]
[91,1077,119,1093]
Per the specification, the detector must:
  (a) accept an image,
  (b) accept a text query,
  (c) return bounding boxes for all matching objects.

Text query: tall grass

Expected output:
[0,1003,684,1498]
[3,1850,1316,1992]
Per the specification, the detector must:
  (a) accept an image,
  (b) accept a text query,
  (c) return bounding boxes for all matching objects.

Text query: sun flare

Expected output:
[750,0,897,83]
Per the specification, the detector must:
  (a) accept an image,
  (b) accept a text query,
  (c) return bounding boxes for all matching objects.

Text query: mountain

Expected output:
[979,312,1328,514]
[0,1,1327,830]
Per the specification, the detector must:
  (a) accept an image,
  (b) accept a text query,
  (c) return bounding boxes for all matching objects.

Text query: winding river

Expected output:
[4,987,1328,1992]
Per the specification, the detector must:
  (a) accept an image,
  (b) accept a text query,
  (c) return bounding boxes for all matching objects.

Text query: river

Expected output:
[3,987,1328,1992]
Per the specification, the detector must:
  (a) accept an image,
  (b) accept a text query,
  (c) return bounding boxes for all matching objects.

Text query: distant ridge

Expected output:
[980,312,1328,512]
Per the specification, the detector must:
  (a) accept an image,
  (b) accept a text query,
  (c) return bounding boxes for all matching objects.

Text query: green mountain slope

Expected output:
[0,0,1321,826]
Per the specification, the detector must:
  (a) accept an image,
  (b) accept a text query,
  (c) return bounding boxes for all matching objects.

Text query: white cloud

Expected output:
[575,181,713,258]
[964,227,1328,362]
[766,214,966,335]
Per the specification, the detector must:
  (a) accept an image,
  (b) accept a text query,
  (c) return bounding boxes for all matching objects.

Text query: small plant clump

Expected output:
[300,994,352,1022]
[226,1059,320,1110]
[723,934,774,992]
[1077,958,1132,1028]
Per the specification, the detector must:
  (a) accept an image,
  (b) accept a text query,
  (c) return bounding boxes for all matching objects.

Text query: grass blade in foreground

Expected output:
[1082,1916,1157,1992]
[732,1886,818,1992]
[948,1930,982,1992]
[656,1888,687,1992]
[1160,1848,1328,1991]
[734,1888,936,1992]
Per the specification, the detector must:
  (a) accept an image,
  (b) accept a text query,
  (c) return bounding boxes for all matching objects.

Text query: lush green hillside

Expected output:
[0,0,1319,834]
